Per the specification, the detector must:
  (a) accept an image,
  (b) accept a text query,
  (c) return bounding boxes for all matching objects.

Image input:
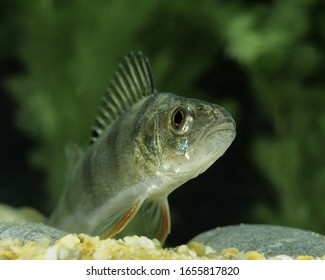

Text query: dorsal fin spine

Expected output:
[95,127,103,135]
[107,87,124,114]
[133,57,147,98]
[141,57,151,95]
[125,56,142,97]
[115,72,133,107]
[119,63,138,103]
[90,51,156,144]
[96,116,107,127]
[99,106,114,123]
[102,95,118,119]
[143,56,155,94]
[111,80,128,111]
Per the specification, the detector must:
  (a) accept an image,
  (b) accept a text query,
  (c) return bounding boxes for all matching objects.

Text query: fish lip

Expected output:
[214,117,236,132]
[194,116,236,150]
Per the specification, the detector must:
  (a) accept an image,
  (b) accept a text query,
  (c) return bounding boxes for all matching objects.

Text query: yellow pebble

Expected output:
[187,241,206,256]
[221,247,240,258]
[296,255,315,260]
[81,239,96,251]
[0,250,18,260]
[245,251,266,260]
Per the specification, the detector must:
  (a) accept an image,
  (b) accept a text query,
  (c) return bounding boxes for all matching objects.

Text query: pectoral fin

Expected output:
[141,198,170,243]
[92,198,144,239]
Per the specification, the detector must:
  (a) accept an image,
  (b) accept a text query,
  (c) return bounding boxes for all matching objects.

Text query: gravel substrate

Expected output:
[1,233,324,260]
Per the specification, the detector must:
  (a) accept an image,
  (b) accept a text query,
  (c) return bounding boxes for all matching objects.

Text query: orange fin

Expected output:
[141,198,170,244]
[92,198,143,239]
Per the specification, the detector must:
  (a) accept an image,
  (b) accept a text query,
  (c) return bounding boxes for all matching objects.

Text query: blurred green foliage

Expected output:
[1,0,325,240]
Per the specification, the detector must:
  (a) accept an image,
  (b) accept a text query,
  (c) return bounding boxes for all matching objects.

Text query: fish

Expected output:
[48,51,236,243]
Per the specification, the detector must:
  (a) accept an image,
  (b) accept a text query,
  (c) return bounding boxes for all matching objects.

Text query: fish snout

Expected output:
[211,105,236,131]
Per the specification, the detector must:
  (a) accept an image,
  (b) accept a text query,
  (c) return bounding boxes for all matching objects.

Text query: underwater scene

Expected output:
[0,0,324,259]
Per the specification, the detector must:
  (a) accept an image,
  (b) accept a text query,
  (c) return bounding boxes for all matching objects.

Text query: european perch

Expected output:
[48,52,236,243]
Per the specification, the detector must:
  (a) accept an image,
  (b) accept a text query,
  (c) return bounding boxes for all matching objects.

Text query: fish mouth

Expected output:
[202,116,236,142]
[214,117,236,132]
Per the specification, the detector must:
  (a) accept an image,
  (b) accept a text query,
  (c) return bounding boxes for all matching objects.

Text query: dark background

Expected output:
[1,0,324,246]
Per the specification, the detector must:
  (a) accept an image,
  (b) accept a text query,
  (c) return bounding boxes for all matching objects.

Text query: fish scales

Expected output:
[48,52,236,243]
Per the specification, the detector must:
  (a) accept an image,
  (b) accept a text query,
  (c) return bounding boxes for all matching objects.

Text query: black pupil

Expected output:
[174,110,184,126]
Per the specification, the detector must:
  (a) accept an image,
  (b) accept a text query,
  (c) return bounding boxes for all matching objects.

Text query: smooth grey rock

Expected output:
[192,224,325,257]
[0,221,67,244]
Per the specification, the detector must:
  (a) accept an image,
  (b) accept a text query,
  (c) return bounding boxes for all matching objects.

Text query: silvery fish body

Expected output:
[49,52,236,243]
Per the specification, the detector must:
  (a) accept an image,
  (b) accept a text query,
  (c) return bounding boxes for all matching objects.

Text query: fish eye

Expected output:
[171,107,191,135]
[172,108,185,127]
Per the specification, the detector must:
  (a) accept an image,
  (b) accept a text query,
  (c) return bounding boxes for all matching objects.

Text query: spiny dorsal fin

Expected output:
[90,51,156,144]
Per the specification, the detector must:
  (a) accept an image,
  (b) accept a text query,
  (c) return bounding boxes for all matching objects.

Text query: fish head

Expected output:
[137,93,236,183]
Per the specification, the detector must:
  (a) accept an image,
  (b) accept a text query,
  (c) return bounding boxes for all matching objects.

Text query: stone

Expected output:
[0,221,67,244]
[192,224,325,258]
